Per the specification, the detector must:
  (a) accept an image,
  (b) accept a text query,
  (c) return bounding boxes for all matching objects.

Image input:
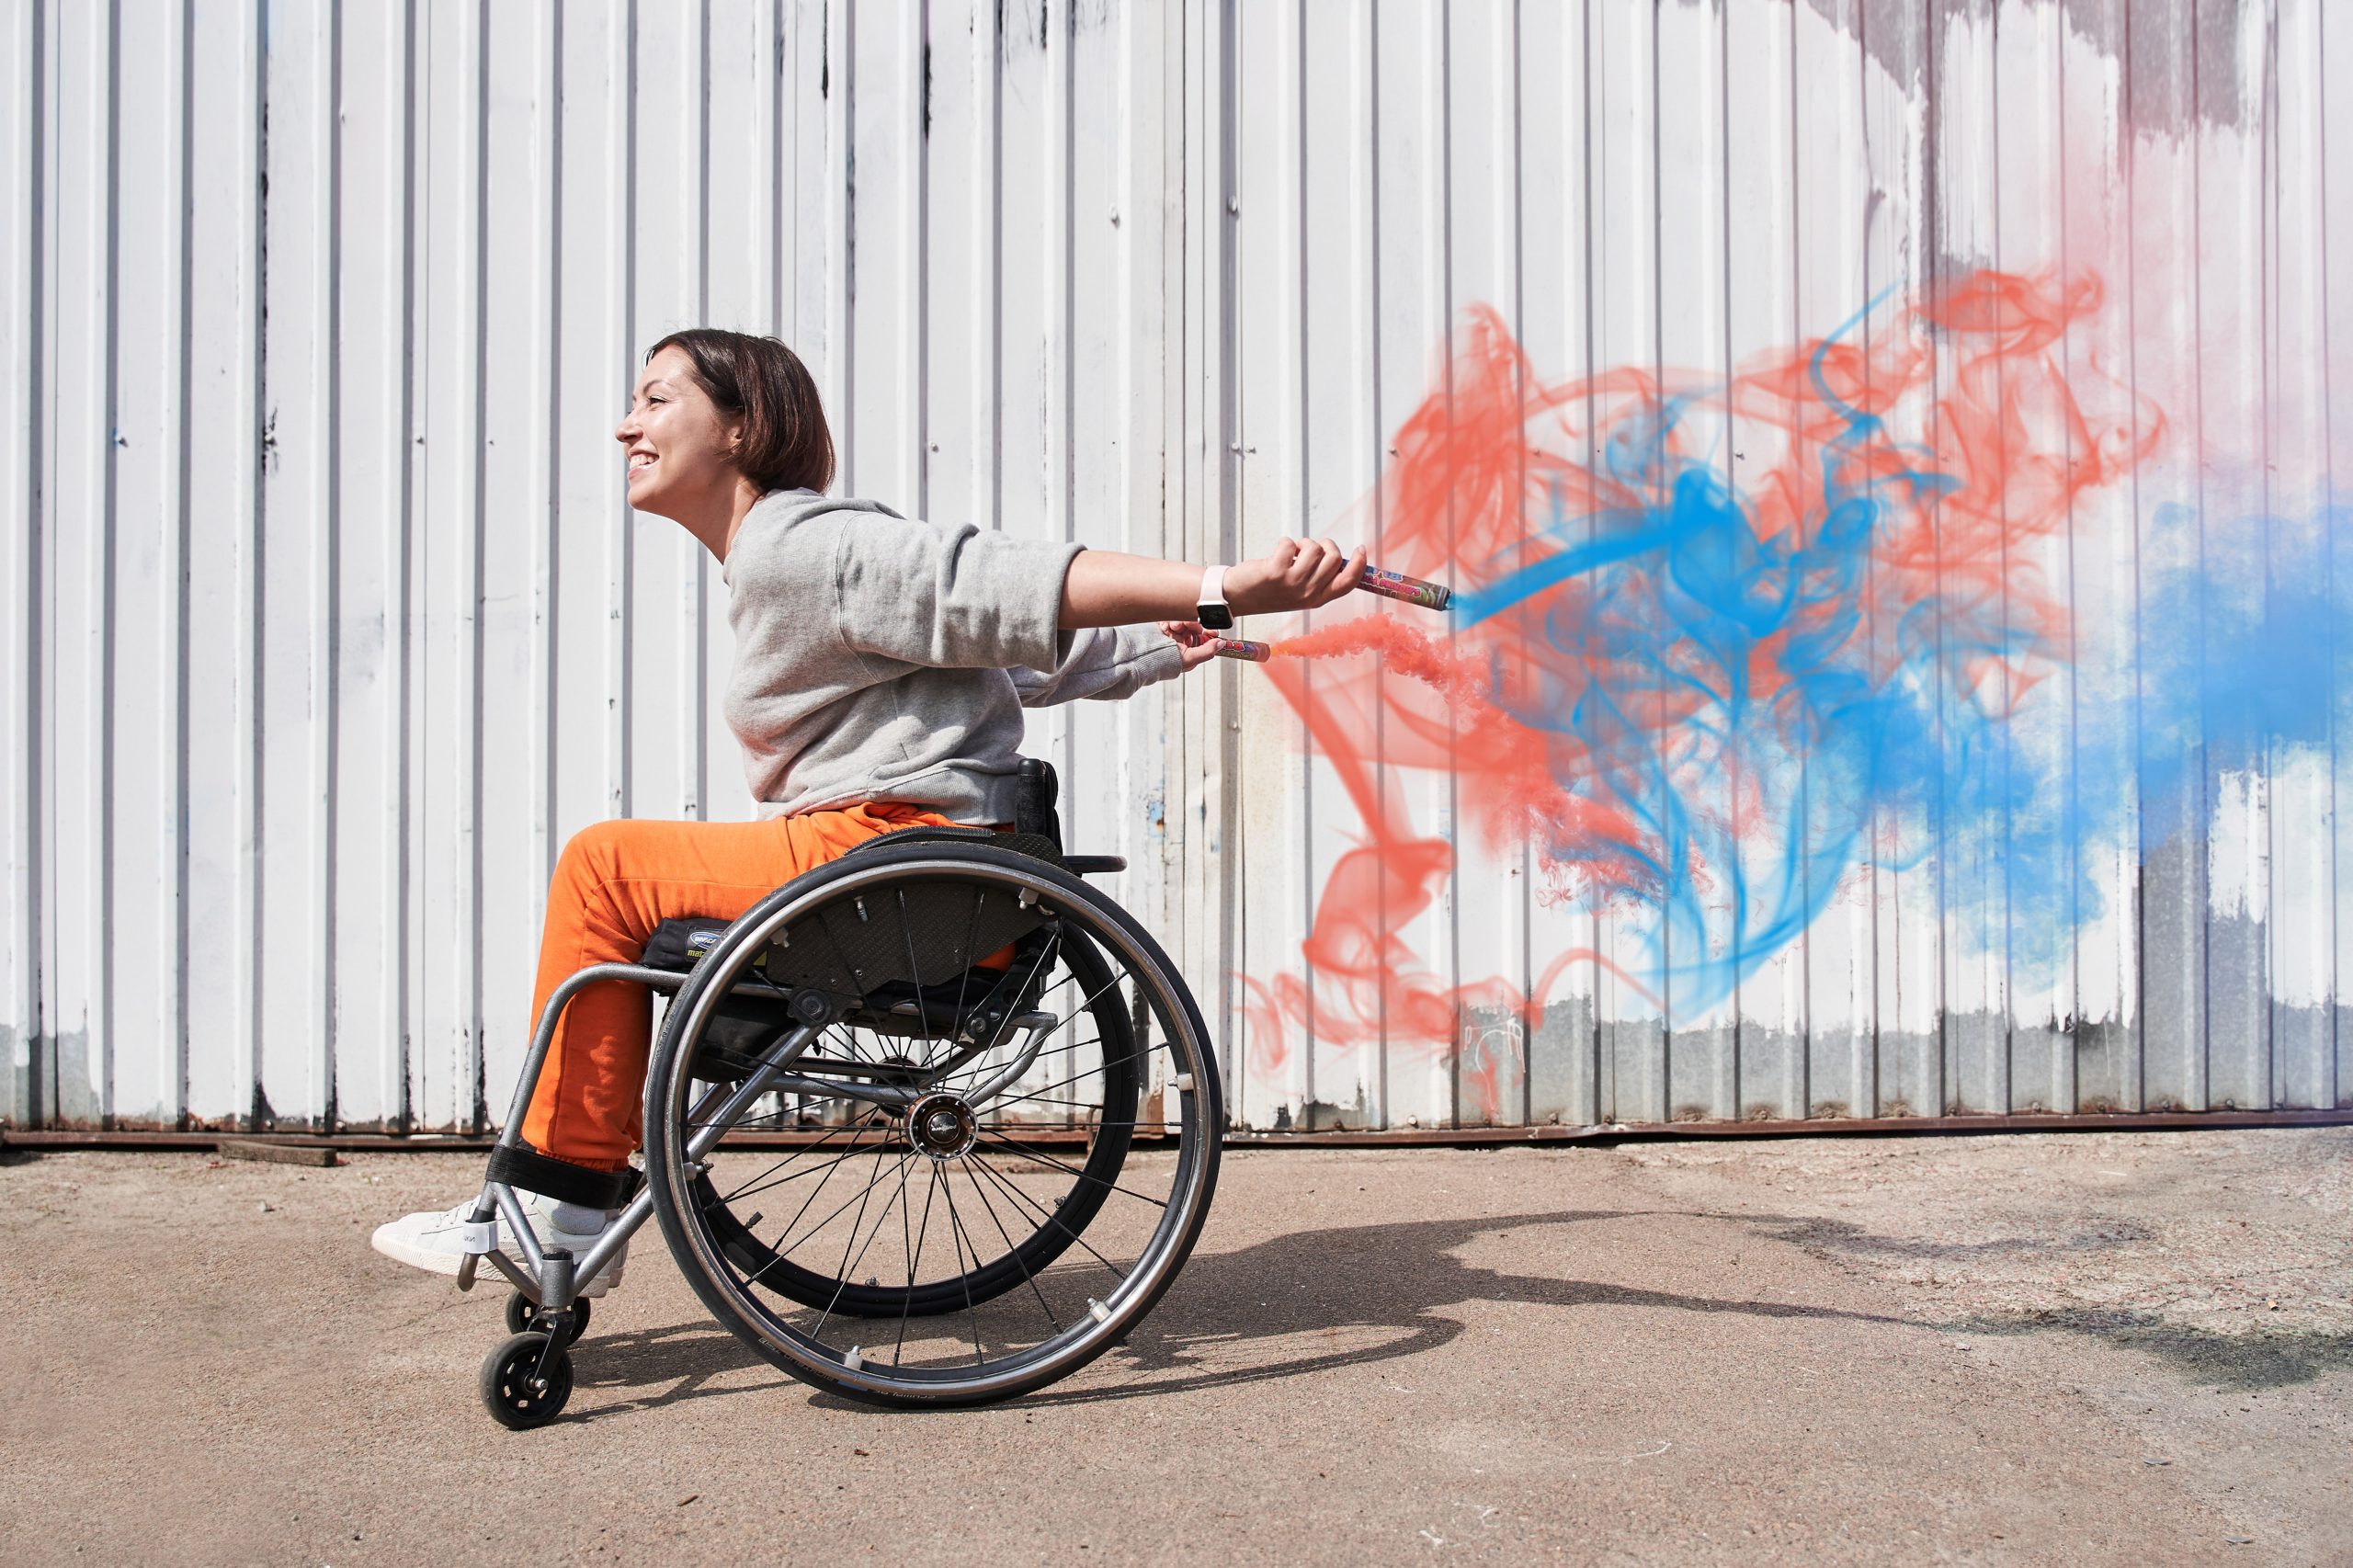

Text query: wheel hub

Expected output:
[906,1091,978,1161]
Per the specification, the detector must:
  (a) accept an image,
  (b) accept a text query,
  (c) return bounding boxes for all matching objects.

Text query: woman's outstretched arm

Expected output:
[1058,537,1365,629]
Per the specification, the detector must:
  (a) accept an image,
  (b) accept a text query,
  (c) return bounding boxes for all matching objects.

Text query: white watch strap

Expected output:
[1199,563,1229,610]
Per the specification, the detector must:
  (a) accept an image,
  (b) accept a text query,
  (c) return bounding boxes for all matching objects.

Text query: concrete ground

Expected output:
[3,1128,2347,1567]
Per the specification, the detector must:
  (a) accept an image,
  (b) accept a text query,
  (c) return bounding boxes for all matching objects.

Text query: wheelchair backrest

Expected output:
[1012,756,1063,849]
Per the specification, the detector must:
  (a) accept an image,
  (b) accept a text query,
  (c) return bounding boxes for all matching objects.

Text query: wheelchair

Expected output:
[457,761,1224,1426]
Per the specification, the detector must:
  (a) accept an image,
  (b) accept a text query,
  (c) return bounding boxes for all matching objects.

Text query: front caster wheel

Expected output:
[480,1331,574,1430]
[504,1290,590,1346]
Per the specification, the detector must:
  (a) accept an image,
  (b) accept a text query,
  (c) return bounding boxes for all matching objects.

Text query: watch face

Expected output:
[1198,601,1234,631]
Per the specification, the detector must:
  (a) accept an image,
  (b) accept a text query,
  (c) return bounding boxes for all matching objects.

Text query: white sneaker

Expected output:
[369,1192,629,1296]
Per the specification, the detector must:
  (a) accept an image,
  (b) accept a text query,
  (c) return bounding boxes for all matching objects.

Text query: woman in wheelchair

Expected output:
[369,328,1361,1414]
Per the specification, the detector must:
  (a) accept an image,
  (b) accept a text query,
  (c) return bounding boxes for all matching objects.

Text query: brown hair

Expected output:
[644,328,835,494]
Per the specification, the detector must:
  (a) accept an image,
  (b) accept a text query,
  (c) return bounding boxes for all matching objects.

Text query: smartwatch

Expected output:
[1197,564,1235,631]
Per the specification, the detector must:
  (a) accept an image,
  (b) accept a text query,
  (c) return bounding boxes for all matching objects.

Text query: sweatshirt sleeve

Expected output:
[831,510,1083,673]
[1008,627,1188,708]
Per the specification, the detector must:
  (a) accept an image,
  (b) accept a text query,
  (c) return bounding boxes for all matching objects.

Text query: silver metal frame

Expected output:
[462,960,827,1306]
[462,944,1076,1309]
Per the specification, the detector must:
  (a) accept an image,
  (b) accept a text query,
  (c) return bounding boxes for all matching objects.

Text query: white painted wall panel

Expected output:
[7,0,2350,1133]
[3,0,41,1127]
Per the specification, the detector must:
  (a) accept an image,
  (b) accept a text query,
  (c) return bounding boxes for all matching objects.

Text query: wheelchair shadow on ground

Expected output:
[570,1208,1914,1418]
[1019,1208,1915,1408]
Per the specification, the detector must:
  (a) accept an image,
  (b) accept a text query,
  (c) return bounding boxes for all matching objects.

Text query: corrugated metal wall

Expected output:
[3,0,1196,1132]
[6,0,2350,1135]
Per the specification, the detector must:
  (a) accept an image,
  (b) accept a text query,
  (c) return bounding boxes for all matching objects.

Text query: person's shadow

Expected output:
[574,1207,1910,1416]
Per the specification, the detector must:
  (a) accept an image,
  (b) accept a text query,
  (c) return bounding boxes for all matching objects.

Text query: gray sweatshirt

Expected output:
[721,488,1186,824]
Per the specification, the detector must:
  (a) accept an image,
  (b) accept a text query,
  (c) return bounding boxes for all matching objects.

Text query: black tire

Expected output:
[504,1290,590,1346]
[642,842,1222,1408]
[479,1332,574,1430]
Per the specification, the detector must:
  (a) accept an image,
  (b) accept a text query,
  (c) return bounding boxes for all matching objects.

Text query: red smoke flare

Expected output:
[1240,270,2158,1084]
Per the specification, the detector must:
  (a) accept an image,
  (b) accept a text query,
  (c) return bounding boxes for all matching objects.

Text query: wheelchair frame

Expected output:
[458,763,1223,1426]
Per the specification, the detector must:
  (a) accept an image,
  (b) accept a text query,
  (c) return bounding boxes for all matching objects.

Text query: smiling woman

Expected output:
[368,328,1366,1286]
[619,330,835,554]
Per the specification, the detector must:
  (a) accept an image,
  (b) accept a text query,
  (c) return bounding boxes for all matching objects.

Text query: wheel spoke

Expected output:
[975,1119,1181,1135]
[968,1040,1160,1117]
[892,1163,941,1365]
[958,1156,1063,1335]
[964,1153,1133,1281]
[720,1116,874,1202]
[944,889,987,1060]
[694,1102,790,1132]
[754,1147,908,1282]
[813,1151,919,1338]
[895,887,938,1062]
[983,1095,1124,1114]
[818,1019,879,1065]
[936,1165,990,1365]
[719,1125,889,1209]
[926,1028,1112,1095]
[969,1131,1168,1209]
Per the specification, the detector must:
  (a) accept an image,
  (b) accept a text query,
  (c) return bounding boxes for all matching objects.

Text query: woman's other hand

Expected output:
[1160,621,1222,671]
[1225,537,1363,618]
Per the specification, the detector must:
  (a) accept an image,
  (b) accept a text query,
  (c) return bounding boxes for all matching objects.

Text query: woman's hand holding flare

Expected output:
[1224,537,1364,617]
[1060,536,1369,631]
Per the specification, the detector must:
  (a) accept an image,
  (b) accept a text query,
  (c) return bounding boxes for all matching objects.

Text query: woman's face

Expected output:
[615,346,745,518]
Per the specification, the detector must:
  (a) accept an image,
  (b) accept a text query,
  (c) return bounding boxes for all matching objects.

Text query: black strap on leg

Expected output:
[486,1143,642,1210]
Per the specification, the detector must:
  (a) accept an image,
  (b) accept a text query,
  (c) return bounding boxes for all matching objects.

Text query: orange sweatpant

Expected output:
[519,802,958,1171]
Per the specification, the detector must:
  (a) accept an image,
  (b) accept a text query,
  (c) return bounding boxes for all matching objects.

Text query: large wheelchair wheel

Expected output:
[642,839,1222,1407]
[681,920,1142,1320]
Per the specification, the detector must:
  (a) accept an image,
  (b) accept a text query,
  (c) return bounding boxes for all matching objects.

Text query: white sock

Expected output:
[543,1198,611,1235]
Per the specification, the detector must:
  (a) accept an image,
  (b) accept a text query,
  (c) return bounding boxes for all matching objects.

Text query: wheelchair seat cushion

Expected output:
[844,824,1065,869]
[636,824,1061,1002]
